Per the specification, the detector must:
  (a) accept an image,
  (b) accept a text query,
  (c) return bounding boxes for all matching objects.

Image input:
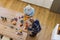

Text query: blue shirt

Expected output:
[28,20,41,33]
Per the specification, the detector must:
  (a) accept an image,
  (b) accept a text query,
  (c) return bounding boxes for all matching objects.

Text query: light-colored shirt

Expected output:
[24,5,35,16]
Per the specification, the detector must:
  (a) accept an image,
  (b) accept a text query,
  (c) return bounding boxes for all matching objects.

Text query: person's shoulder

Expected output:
[34,19,39,23]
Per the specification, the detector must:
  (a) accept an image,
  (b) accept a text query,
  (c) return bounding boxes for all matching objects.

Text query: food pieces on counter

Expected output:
[11,20,17,25]
[1,16,7,22]
[17,29,23,35]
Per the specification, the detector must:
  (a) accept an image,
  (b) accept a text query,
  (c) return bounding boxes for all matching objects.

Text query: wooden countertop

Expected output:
[0,7,28,40]
[0,23,27,40]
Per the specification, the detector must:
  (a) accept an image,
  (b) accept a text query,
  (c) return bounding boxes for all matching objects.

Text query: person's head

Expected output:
[29,18,34,23]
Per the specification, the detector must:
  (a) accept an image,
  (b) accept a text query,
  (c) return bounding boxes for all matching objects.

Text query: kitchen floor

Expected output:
[0,0,60,40]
